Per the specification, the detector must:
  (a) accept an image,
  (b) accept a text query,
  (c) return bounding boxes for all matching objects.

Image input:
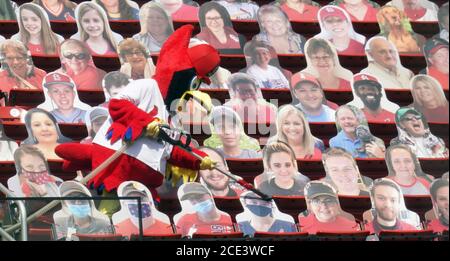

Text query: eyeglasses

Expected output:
[310,197,337,207]
[64,53,87,60]
[402,115,422,122]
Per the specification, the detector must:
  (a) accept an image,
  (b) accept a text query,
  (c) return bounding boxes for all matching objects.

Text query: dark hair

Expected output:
[118,38,149,62]
[13,145,50,174]
[95,0,136,20]
[371,178,401,198]
[438,3,449,28]
[32,0,77,9]
[385,144,430,180]
[199,146,227,167]
[228,72,257,91]
[103,71,130,91]
[199,1,233,28]
[306,38,334,58]
[430,178,449,201]
[22,108,72,145]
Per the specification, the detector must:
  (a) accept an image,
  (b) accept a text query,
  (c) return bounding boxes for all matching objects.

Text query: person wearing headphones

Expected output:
[118,38,156,80]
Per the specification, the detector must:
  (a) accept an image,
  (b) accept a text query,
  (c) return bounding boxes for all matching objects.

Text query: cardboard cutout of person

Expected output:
[0,35,5,43]
[53,181,114,240]
[298,38,353,91]
[376,5,426,53]
[436,3,449,42]
[243,40,290,89]
[198,66,232,89]
[0,40,47,95]
[0,0,18,21]
[298,180,361,234]
[224,72,278,124]
[204,105,262,159]
[254,141,310,196]
[385,144,435,195]
[31,0,76,21]
[316,5,366,55]
[330,104,386,158]
[329,0,380,22]
[112,181,173,238]
[421,37,449,91]
[57,39,107,91]
[118,38,156,80]
[361,36,415,90]
[215,0,259,20]
[391,107,449,158]
[71,1,124,56]
[198,146,244,197]
[267,104,325,159]
[364,178,422,235]
[348,73,399,123]
[236,191,297,237]
[425,178,449,233]
[22,108,72,160]
[253,4,306,54]
[81,106,109,144]
[93,0,140,21]
[38,72,92,124]
[7,145,62,197]
[386,0,438,21]
[409,74,449,124]
[321,147,373,196]
[100,71,131,108]
[174,182,234,237]
[196,2,244,54]
[0,121,18,161]
[289,72,337,123]
[154,0,199,21]
[133,1,174,54]
[275,0,320,22]
[11,3,65,56]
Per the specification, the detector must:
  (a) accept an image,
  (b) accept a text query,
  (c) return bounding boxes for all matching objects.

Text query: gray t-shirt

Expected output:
[217,148,262,159]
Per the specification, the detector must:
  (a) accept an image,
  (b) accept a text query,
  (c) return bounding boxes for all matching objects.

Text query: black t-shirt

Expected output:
[259,179,305,196]
[43,5,75,21]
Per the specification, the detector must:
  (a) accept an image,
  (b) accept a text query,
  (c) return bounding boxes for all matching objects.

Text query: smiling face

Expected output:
[261,12,288,37]
[373,185,400,222]
[62,44,89,75]
[199,149,230,192]
[124,48,147,71]
[47,84,75,112]
[81,9,105,38]
[30,112,58,144]
[216,120,241,149]
[159,0,183,14]
[310,48,335,75]
[268,152,296,183]
[413,80,437,107]
[146,8,169,36]
[21,8,42,36]
[323,16,350,39]
[336,107,359,135]
[294,81,324,111]
[205,9,224,33]
[310,195,340,222]
[281,112,305,143]
[399,113,426,137]
[429,47,449,74]
[253,47,271,67]
[355,83,382,111]
[3,47,28,78]
[390,148,416,179]
[325,156,360,192]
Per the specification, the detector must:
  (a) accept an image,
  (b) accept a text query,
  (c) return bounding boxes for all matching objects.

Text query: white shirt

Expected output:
[361,62,414,89]
[247,64,289,89]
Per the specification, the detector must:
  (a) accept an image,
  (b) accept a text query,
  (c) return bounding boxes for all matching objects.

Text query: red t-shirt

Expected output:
[299,214,360,234]
[427,66,449,90]
[361,108,396,123]
[115,218,173,238]
[333,39,365,56]
[404,7,427,21]
[171,4,199,21]
[0,68,46,94]
[280,4,319,22]
[175,213,234,236]
[426,219,449,233]
[339,3,378,22]
[195,27,241,50]
[323,78,351,91]
[66,65,106,91]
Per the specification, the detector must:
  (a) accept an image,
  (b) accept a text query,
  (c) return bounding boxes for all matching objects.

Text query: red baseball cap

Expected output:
[353,73,381,90]
[319,6,347,21]
[187,44,220,85]
[291,72,321,89]
[43,72,75,88]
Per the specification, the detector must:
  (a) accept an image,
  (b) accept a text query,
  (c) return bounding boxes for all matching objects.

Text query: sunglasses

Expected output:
[402,115,422,121]
[64,53,87,60]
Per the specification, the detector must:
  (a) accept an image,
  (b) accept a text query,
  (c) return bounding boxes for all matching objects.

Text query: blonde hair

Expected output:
[411,75,448,108]
[139,1,174,36]
[274,105,315,156]
[76,2,118,52]
[18,3,60,55]
[263,141,298,171]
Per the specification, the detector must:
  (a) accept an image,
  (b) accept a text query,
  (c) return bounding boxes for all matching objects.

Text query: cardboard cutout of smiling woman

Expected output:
[53,181,113,240]
[253,4,306,54]
[22,108,72,160]
[236,191,297,237]
[11,3,65,56]
[421,38,449,91]
[348,73,399,123]
[390,107,448,158]
[243,40,290,89]
[112,181,173,238]
[330,104,386,158]
[361,36,414,90]
[321,147,373,196]
[315,5,366,55]
[0,121,18,161]
[195,1,245,54]
[386,0,438,21]
[132,1,174,54]
[254,141,310,197]
[298,38,353,91]
[8,145,62,197]
[173,182,234,237]
[37,72,92,124]
[298,181,360,234]
[274,0,320,22]
[364,178,422,235]
[70,1,124,56]
[376,5,426,53]
[117,38,156,80]
[329,0,380,22]
[214,0,260,20]
[409,74,449,124]
[425,178,449,233]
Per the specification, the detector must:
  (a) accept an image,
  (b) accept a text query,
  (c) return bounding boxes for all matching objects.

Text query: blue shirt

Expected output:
[329,130,367,158]
[51,108,86,124]
[295,104,335,123]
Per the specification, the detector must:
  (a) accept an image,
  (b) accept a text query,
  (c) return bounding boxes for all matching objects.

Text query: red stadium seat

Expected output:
[28,227,54,241]
[130,233,183,241]
[192,232,244,239]
[74,233,125,241]
[378,230,435,241]
[253,231,309,241]
[315,230,370,241]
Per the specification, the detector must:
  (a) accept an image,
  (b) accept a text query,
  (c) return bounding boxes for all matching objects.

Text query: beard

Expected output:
[376,206,397,222]
[360,93,382,111]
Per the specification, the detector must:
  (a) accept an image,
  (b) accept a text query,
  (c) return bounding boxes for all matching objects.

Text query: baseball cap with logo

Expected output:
[291,72,321,89]
[353,73,382,90]
[395,107,423,124]
[319,6,347,21]
[43,72,75,89]
[180,183,211,201]
[423,38,448,58]
[305,181,337,199]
